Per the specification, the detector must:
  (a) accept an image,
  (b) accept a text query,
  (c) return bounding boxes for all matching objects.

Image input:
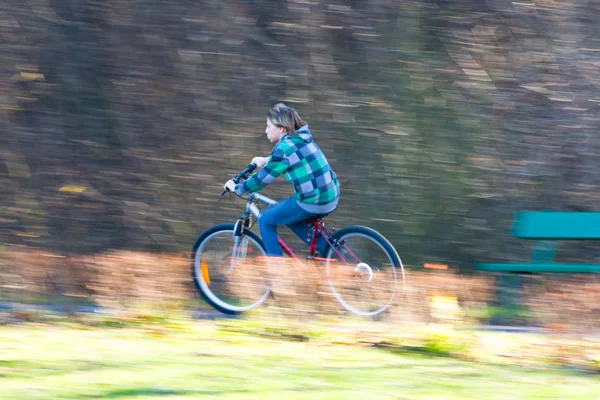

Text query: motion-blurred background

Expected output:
[2,0,599,327]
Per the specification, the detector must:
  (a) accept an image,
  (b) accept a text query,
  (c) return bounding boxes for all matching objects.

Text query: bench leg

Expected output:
[490,273,526,325]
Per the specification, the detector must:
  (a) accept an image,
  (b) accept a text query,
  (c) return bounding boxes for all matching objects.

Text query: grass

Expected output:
[0,311,599,399]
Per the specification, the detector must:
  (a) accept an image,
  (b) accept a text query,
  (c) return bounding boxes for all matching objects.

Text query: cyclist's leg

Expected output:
[286,220,330,256]
[284,204,336,256]
[258,197,312,256]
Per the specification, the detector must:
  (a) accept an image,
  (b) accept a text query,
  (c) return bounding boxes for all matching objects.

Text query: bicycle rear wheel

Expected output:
[191,224,270,315]
[325,225,404,316]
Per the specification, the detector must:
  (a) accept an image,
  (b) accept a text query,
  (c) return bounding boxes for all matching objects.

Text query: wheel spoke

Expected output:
[193,226,270,314]
[325,227,404,316]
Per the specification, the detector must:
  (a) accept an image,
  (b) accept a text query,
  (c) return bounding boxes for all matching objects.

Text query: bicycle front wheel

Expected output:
[191,224,270,315]
[325,225,404,316]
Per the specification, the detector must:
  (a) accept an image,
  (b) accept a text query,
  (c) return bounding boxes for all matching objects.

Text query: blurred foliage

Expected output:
[1,247,598,332]
[2,0,600,268]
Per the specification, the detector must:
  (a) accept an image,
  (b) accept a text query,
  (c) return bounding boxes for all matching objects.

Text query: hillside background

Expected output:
[3,0,600,269]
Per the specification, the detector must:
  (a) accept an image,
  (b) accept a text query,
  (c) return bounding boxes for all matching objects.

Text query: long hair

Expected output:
[269,103,307,134]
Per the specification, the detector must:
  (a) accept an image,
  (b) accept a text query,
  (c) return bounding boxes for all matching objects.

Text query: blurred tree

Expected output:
[2,0,600,268]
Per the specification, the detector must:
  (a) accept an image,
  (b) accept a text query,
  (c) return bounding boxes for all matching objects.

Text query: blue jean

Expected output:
[258,196,330,257]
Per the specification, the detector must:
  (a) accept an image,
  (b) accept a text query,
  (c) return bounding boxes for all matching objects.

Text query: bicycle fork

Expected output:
[230,216,251,272]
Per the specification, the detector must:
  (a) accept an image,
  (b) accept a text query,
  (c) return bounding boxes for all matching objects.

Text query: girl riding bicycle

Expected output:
[224,104,340,258]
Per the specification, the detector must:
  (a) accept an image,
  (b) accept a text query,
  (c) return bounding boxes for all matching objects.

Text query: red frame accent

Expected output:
[277,219,342,261]
[277,236,296,258]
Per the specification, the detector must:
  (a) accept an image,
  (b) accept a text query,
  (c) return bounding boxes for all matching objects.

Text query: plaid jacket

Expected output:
[236,126,340,207]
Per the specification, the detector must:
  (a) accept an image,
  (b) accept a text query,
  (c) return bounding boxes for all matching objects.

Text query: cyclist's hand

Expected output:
[251,156,269,169]
[223,179,237,192]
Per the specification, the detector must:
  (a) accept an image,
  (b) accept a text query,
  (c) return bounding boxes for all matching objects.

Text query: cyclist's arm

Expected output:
[235,148,289,195]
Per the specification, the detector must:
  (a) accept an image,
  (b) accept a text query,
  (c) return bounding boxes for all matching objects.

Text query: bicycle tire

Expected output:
[191,223,270,315]
[325,225,404,316]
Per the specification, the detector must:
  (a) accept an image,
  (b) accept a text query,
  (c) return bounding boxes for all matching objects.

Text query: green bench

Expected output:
[475,211,600,274]
[474,211,600,323]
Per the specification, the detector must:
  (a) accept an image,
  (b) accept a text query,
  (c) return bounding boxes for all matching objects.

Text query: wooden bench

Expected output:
[474,211,600,323]
[475,211,600,274]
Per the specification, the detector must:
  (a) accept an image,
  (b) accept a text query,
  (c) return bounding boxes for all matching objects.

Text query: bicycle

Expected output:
[191,163,405,316]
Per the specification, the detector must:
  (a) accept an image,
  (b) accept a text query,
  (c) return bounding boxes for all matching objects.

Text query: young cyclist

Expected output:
[224,104,340,257]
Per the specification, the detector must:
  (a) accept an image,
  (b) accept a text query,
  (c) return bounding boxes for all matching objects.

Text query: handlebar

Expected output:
[233,163,257,184]
[222,163,257,196]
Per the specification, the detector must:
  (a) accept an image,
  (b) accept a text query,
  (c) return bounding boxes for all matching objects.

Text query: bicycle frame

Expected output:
[234,192,347,261]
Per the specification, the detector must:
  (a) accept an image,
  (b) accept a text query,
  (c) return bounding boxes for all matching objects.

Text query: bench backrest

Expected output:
[512,211,600,239]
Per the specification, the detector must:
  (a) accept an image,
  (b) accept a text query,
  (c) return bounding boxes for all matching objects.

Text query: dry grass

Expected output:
[1,245,599,331]
[0,246,193,308]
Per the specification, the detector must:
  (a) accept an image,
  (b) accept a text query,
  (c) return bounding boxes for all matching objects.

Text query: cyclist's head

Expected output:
[267,105,295,136]
[268,103,307,134]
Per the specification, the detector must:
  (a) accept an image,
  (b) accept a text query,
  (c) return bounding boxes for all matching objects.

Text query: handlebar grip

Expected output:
[233,163,257,184]
[223,163,257,196]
